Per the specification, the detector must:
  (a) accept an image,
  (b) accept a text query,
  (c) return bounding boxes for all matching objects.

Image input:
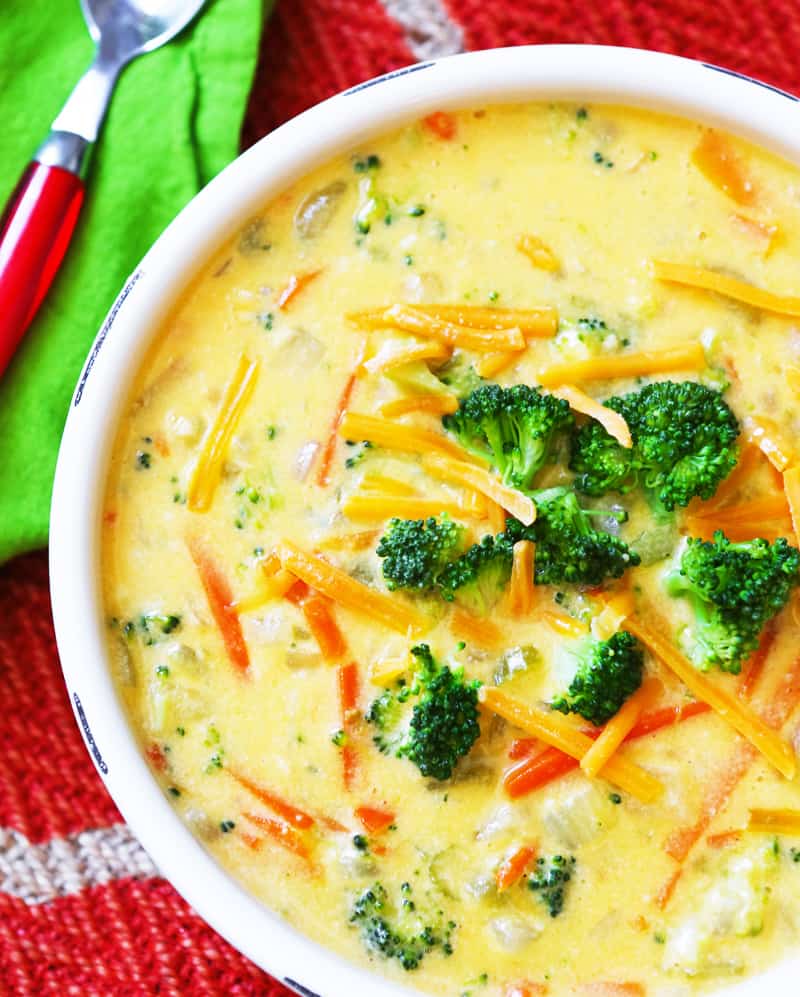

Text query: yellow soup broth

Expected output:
[103,104,800,996]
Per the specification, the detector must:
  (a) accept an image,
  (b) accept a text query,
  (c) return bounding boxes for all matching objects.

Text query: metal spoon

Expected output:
[0,0,207,379]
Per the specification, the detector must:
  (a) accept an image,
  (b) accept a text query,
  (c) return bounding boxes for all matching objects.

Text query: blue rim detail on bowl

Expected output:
[73,692,109,774]
[702,62,799,102]
[343,61,435,96]
[284,978,322,997]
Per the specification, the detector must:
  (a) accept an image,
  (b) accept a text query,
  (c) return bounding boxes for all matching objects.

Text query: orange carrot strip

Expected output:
[339,411,467,460]
[230,771,315,829]
[422,453,536,525]
[410,304,558,336]
[730,213,778,252]
[625,616,796,779]
[504,700,712,799]
[692,130,755,205]
[372,304,526,352]
[338,662,360,791]
[146,743,167,772]
[301,593,348,661]
[654,260,800,318]
[277,269,323,310]
[582,985,644,997]
[342,494,479,523]
[355,805,395,833]
[516,233,560,272]
[737,620,778,700]
[706,829,743,849]
[187,355,259,512]
[580,677,662,778]
[242,812,311,861]
[743,415,795,472]
[508,540,536,617]
[187,538,250,674]
[480,687,663,802]
[316,363,361,487]
[275,540,428,636]
[505,984,549,997]
[654,867,682,910]
[380,394,459,417]
[747,807,800,835]
[496,843,538,892]
[423,111,457,140]
[552,384,633,448]
[449,607,504,649]
[240,831,264,851]
[783,465,800,548]
[541,610,587,639]
[537,343,705,387]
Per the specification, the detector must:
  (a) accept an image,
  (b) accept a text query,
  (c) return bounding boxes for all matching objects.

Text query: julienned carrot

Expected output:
[503,700,711,798]
[580,677,662,778]
[339,412,466,460]
[516,233,560,272]
[580,984,645,997]
[783,465,800,548]
[536,343,705,387]
[496,843,538,891]
[368,304,527,353]
[743,416,795,472]
[338,662,360,791]
[449,606,504,649]
[653,260,800,319]
[706,829,743,849]
[316,363,361,487]
[541,610,587,639]
[692,130,755,205]
[552,385,633,448]
[276,269,323,310]
[342,494,479,523]
[653,867,682,910]
[410,304,558,336]
[380,394,459,417]
[242,811,311,862]
[747,807,800,835]
[422,111,457,140]
[625,616,796,779]
[300,592,348,661]
[422,453,536,525]
[231,771,316,829]
[187,355,259,512]
[480,687,663,802]
[355,805,395,833]
[737,620,778,700]
[275,540,428,636]
[187,538,250,674]
[508,540,536,616]
[505,984,549,997]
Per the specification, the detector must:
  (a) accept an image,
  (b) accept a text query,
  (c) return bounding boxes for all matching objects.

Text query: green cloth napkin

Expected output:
[0,0,269,564]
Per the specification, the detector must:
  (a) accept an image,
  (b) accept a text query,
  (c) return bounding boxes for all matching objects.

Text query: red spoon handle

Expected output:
[0,162,85,376]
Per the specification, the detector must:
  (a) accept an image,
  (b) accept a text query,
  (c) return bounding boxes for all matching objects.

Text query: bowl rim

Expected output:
[50,43,800,997]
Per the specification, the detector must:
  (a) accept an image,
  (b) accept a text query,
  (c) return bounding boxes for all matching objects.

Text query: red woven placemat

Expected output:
[4,2,800,994]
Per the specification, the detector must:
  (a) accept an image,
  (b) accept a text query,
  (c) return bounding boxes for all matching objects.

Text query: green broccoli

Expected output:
[443,383,573,492]
[528,855,577,917]
[350,881,455,970]
[570,380,740,510]
[508,488,640,587]
[664,531,800,673]
[550,630,644,726]
[436,533,515,614]
[366,644,482,781]
[376,515,465,593]
[434,354,483,399]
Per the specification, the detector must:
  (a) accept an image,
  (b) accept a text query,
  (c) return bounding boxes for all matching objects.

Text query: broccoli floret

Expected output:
[350,882,455,970]
[550,630,644,725]
[528,855,576,918]
[443,384,573,492]
[434,354,483,398]
[507,488,640,587]
[365,644,481,781]
[377,515,465,593]
[437,533,514,614]
[555,315,622,360]
[570,380,740,510]
[664,531,800,673]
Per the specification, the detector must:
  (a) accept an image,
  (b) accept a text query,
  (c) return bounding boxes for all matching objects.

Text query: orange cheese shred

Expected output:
[552,384,633,448]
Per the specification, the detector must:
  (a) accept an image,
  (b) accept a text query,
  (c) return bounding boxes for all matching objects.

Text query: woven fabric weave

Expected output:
[5,1,800,993]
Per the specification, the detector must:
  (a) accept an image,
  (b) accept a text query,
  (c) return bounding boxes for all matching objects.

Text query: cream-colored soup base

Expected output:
[103,103,800,997]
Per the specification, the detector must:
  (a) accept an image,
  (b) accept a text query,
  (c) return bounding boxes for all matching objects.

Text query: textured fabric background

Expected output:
[4,1,800,994]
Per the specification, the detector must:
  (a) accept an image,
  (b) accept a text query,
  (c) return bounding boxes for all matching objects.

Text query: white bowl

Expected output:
[50,45,800,997]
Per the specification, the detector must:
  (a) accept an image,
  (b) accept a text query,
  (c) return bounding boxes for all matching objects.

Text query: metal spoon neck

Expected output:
[50,53,125,149]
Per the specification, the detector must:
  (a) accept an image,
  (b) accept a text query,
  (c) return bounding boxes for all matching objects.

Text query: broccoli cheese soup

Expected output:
[102,103,800,997]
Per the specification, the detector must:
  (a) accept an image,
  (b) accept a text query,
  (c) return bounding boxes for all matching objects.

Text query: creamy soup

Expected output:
[103,104,800,997]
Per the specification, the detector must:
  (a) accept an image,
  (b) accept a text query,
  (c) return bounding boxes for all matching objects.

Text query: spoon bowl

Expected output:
[81,0,207,62]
